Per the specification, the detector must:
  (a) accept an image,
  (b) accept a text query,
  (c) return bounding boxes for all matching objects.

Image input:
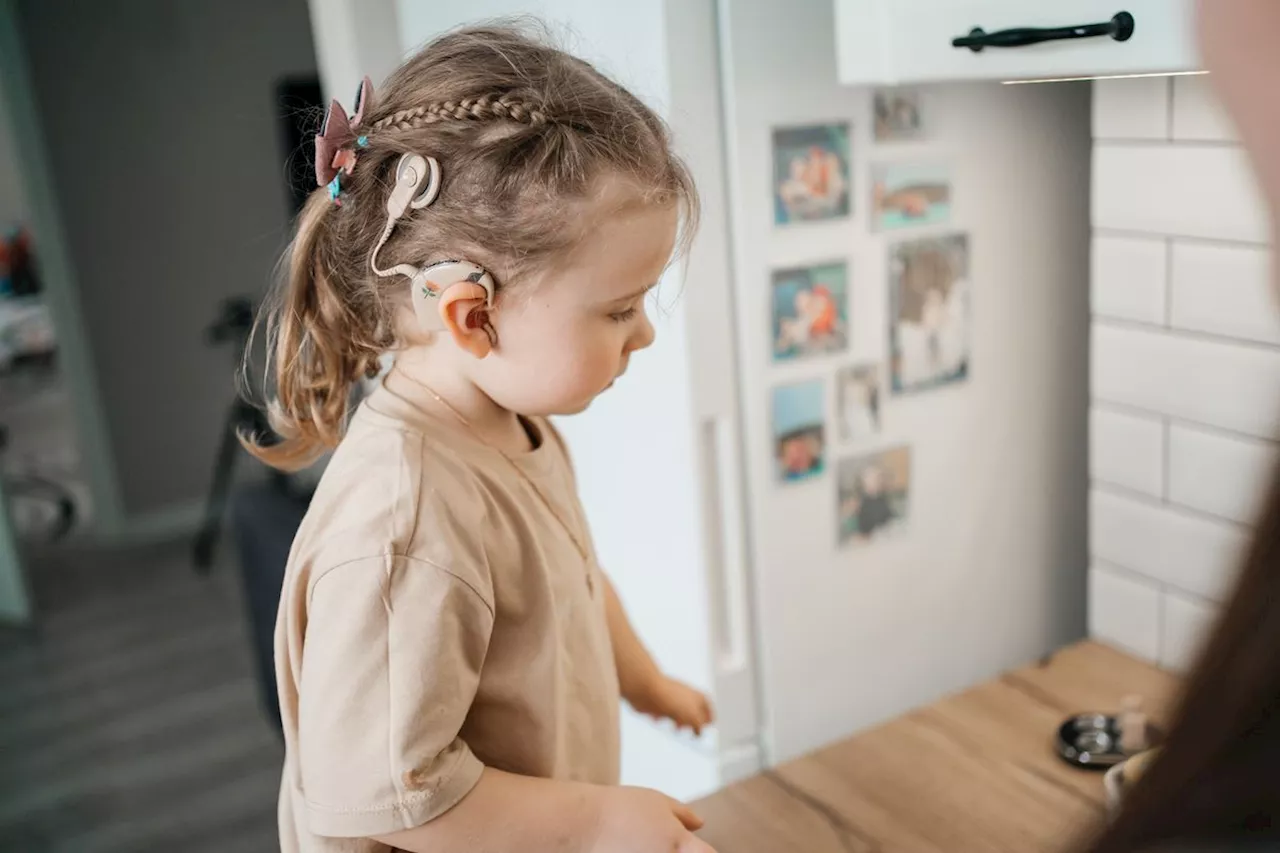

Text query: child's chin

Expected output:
[552,381,617,416]
[552,396,597,417]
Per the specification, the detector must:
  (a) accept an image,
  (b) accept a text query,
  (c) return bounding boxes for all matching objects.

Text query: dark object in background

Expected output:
[229,480,309,733]
[275,75,324,216]
[0,423,77,543]
[1057,713,1164,770]
[207,79,321,724]
[0,228,42,297]
[192,297,290,572]
[191,76,322,569]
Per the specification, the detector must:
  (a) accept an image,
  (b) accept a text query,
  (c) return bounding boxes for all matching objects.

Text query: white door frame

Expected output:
[0,476,31,624]
[0,0,125,545]
[306,0,403,100]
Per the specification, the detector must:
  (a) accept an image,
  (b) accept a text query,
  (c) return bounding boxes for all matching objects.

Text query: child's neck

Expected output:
[392,347,534,454]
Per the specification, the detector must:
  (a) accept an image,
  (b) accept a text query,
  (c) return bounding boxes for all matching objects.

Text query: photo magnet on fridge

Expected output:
[771,261,850,362]
[889,234,971,394]
[772,123,852,225]
[873,89,924,142]
[837,446,911,544]
[872,162,951,232]
[772,379,826,484]
[836,364,881,442]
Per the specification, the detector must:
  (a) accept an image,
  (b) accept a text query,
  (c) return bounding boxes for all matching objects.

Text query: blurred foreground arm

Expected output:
[1198,0,1280,238]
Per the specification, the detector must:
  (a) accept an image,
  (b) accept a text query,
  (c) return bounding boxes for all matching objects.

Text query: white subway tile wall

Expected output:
[1091,236,1167,325]
[1092,323,1280,439]
[1088,565,1161,661]
[1170,242,1280,346]
[1167,424,1274,525]
[1092,75,1170,141]
[1090,77,1277,672]
[1090,489,1244,604]
[1089,407,1164,498]
[1092,145,1269,244]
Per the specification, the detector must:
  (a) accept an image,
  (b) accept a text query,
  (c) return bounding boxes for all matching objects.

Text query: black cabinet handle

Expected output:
[953,11,1134,52]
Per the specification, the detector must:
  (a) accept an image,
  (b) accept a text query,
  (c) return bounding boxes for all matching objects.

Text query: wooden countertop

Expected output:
[695,641,1181,853]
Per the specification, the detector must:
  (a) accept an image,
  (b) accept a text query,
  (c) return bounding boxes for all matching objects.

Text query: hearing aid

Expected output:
[370,153,497,333]
[412,259,496,336]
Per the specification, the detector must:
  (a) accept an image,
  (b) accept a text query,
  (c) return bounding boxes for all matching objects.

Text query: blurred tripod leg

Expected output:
[192,400,249,573]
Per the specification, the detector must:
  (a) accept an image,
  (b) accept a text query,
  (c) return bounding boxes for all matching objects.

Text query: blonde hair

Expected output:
[246,22,698,470]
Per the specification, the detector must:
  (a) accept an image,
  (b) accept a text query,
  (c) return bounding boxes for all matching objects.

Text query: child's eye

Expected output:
[608,307,638,323]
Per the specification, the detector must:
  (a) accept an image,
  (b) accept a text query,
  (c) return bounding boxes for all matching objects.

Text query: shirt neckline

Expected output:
[359,376,556,478]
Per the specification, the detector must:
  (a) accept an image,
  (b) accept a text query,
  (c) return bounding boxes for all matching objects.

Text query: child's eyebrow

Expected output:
[602,281,659,304]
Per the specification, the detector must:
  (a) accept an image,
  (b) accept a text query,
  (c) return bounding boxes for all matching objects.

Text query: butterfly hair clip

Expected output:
[315,76,374,203]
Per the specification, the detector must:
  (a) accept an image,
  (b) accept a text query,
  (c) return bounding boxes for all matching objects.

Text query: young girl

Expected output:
[250,24,715,853]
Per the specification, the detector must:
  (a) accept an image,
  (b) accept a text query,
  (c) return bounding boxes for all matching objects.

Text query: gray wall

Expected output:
[0,64,27,230]
[18,0,317,517]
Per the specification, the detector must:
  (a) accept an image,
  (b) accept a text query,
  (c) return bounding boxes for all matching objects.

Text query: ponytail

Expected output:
[242,191,384,471]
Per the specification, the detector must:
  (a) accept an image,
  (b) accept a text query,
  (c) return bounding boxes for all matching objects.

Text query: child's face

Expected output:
[476,186,678,416]
[793,289,811,314]
[781,436,814,473]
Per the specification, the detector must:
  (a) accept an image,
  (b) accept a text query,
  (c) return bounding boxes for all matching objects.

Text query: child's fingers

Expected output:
[669,799,704,831]
[678,705,702,735]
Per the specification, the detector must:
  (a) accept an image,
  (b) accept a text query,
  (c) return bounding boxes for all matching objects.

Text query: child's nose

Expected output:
[628,309,656,353]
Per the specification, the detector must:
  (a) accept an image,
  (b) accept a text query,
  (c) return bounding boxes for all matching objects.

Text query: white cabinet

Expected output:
[836,0,1200,85]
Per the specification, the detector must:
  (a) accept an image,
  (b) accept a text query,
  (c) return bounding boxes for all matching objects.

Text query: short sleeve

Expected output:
[297,554,493,838]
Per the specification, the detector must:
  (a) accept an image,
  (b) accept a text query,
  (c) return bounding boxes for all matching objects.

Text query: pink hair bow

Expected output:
[314,76,374,187]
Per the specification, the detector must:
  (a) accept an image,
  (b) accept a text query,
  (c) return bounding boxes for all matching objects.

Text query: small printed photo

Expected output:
[771,262,850,361]
[837,446,911,545]
[836,364,881,442]
[872,163,951,231]
[771,380,826,484]
[889,234,971,394]
[874,89,923,142]
[772,123,852,225]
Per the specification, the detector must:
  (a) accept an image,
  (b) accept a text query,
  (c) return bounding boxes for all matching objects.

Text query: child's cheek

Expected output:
[544,333,616,404]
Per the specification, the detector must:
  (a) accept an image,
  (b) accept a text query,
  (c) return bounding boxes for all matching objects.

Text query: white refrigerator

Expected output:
[340,0,1094,802]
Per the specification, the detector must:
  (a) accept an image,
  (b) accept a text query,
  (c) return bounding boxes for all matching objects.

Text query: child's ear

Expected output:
[438,282,495,358]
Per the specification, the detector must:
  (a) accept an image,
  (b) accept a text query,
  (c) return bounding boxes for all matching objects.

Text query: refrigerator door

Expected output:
[717,0,1091,763]
[666,0,764,781]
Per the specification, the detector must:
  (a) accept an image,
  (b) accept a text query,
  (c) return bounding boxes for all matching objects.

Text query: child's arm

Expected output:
[374,768,716,853]
[601,574,714,735]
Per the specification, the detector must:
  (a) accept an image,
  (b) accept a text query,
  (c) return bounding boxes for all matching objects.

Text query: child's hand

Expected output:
[630,675,714,735]
[591,785,716,853]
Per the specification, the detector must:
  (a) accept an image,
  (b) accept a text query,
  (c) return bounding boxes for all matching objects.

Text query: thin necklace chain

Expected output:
[391,367,594,594]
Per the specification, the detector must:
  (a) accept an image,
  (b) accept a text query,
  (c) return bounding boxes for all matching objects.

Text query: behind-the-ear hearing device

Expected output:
[369,153,496,332]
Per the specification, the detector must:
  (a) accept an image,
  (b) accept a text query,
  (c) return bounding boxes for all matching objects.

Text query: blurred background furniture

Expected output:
[229,479,310,732]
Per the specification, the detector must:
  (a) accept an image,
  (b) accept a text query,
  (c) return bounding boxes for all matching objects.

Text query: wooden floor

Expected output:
[0,540,282,853]
[695,642,1180,853]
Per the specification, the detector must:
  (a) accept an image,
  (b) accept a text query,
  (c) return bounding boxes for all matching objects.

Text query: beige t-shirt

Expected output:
[275,382,620,852]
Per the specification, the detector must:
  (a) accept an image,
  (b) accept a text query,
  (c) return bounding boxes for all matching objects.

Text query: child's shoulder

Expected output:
[289,402,496,581]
